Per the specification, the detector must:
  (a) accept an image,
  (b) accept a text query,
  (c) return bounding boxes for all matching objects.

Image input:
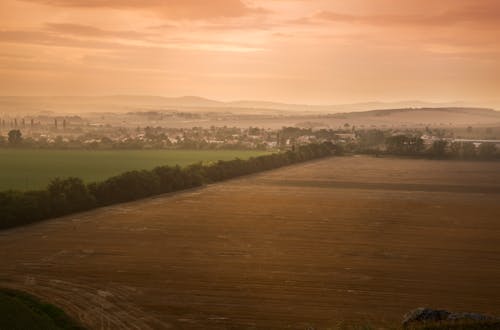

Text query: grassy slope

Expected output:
[0,149,268,190]
[0,289,84,330]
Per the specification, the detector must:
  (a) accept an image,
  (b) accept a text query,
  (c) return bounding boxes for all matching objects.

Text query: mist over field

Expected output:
[1,0,500,329]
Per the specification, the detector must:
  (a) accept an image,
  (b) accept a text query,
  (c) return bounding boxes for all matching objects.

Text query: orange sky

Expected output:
[0,0,499,105]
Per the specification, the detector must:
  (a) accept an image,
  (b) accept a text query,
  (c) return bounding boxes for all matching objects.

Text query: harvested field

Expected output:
[1,156,500,329]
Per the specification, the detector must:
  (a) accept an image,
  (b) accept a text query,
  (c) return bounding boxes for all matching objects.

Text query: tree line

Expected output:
[349,125,500,160]
[0,142,336,230]
[384,135,499,159]
[354,131,499,160]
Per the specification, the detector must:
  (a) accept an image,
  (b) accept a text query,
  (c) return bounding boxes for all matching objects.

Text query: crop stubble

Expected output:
[1,156,499,328]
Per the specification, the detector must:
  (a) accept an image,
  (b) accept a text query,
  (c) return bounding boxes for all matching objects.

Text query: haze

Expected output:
[1,0,499,107]
[2,2,500,328]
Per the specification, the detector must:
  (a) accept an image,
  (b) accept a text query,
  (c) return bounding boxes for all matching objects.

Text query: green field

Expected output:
[0,288,84,330]
[0,149,269,191]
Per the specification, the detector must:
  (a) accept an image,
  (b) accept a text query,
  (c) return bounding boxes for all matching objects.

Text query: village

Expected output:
[1,110,500,159]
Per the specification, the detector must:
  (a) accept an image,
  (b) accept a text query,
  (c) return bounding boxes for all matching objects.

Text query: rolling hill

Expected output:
[0,95,497,115]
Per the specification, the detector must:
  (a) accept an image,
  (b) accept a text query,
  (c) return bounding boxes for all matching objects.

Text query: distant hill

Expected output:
[1,96,500,128]
[0,95,225,114]
[335,107,500,119]
[227,100,475,113]
[315,107,500,128]
[0,95,495,115]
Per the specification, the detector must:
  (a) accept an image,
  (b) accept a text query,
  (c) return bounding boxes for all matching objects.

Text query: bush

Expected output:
[90,170,160,206]
[47,177,95,215]
[429,140,448,158]
[478,142,497,159]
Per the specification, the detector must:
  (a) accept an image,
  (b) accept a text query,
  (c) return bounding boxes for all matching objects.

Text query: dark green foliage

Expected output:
[430,140,448,158]
[386,135,424,155]
[461,142,477,159]
[48,178,95,215]
[0,143,335,230]
[354,130,499,160]
[0,288,85,329]
[477,142,497,159]
[90,170,160,205]
[0,190,50,228]
[357,129,386,148]
[450,141,477,159]
[8,129,23,146]
[0,178,95,229]
[152,165,184,192]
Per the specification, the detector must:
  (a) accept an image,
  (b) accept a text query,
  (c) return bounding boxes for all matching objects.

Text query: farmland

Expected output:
[1,156,500,328]
[0,149,268,191]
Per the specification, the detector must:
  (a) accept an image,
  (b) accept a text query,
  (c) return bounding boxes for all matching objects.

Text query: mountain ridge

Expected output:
[0,95,497,114]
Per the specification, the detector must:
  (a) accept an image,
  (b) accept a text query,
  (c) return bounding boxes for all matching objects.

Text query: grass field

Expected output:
[0,288,84,330]
[0,149,268,191]
[1,156,499,329]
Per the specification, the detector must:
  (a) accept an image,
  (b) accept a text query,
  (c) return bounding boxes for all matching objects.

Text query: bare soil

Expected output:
[1,156,500,329]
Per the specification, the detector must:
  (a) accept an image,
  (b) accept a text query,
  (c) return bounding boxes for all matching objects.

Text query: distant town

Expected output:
[1,108,499,159]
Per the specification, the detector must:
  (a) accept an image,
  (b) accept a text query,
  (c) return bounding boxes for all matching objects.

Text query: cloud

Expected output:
[45,23,152,39]
[312,2,500,28]
[21,0,266,20]
[2,0,499,102]
[0,29,132,49]
[280,1,500,61]
[0,28,266,53]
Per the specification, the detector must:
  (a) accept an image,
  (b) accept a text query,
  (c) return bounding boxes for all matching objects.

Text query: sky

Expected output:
[0,0,499,105]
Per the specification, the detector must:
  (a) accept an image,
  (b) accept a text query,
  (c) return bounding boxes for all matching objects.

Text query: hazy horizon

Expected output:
[0,94,499,112]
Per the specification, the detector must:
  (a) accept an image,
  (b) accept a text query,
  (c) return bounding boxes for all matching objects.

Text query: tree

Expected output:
[462,142,476,159]
[478,142,497,159]
[8,129,22,146]
[385,135,424,155]
[451,141,476,159]
[386,135,407,154]
[48,177,95,215]
[430,140,448,158]
[357,129,385,148]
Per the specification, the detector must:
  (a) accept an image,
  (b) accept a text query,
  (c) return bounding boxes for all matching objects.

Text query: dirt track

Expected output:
[1,156,500,329]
